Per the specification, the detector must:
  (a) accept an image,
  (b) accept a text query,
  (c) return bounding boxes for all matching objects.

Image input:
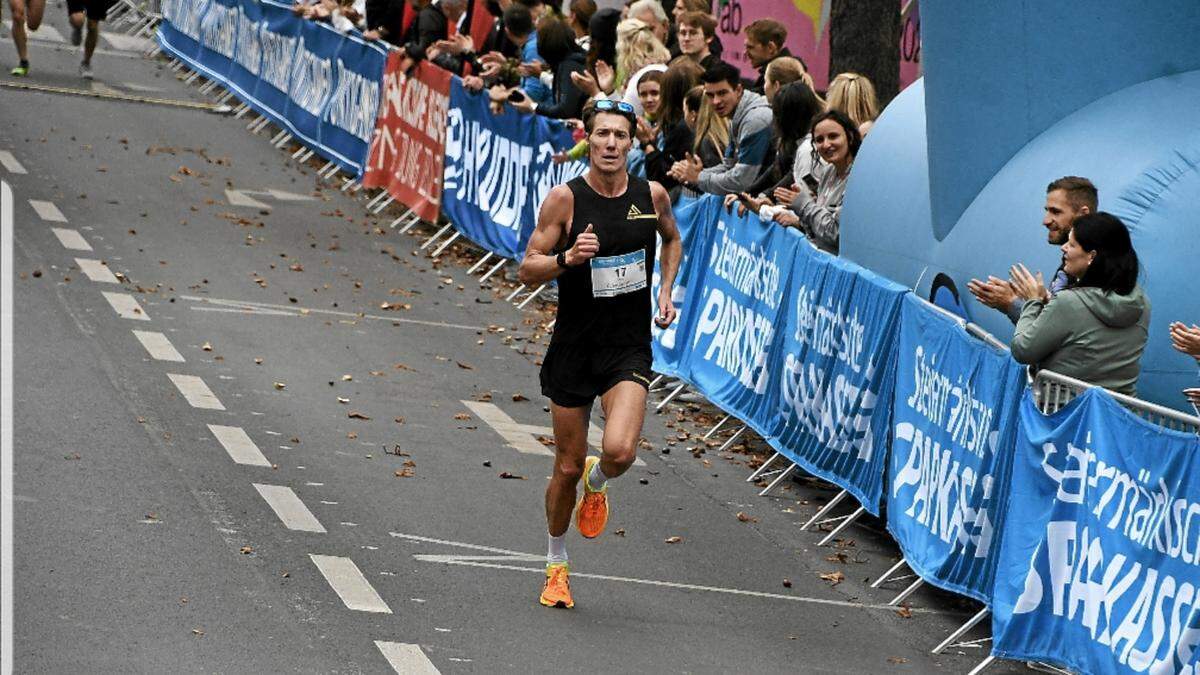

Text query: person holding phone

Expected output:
[518,99,681,610]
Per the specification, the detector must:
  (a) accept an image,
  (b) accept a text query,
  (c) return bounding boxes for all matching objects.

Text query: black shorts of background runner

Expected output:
[540,343,653,408]
[67,0,114,22]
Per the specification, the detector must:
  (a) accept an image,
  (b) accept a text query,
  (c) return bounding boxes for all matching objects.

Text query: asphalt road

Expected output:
[2,23,1025,674]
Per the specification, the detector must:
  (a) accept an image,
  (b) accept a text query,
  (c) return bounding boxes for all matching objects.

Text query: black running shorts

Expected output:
[539,343,653,408]
[67,0,114,21]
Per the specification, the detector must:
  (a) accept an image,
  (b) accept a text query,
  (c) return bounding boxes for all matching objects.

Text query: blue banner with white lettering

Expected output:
[682,206,797,432]
[888,295,1026,603]
[158,0,385,176]
[651,194,718,380]
[991,389,1200,674]
[768,244,906,515]
[441,77,585,260]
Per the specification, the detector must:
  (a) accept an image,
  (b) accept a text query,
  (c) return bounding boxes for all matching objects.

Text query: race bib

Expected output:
[590,249,647,298]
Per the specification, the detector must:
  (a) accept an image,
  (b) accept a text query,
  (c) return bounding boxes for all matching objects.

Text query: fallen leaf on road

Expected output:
[826,551,849,564]
[192,629,204,637]
[136,416,146,423]
[895,605,913,619]
[337,397,350,404]
[473,392,493,402]
[394,363,414,371]
[887,656,908,664]
[201,341,213,351]
[394,417,405,424]
[664,536,683,544]
[254,357,264,365]
[512,393,529,402]
[536,436,555,447]
[240,546,253,555]
[273,382,286,390]
[395,468,415,478]
[736,512,758,523]
[289,263,303,272]
[499,472,526,480]
[402,459,416,468]
[369,370,385,376]
[456,361,474,370]
[782,579,792,588]
[347,432,358,439]
[818,571,844,586]
[454,413,471,421]
[290,437,300,443]
[342,374,353,381]
[348,411,370,420]
[615,529,626,537]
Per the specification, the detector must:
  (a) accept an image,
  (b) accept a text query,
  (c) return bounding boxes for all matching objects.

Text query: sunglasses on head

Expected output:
[593,99,636,115]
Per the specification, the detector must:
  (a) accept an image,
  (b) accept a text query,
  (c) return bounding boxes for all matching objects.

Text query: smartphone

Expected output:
[802,173,819,193]
[508,90,527,103]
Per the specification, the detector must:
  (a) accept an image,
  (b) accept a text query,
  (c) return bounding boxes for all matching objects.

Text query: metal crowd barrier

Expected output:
[1033,368,1200,432]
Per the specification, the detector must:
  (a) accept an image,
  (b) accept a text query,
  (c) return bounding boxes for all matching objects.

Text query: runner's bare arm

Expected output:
[518,185,590,285]
[651,181,682,326]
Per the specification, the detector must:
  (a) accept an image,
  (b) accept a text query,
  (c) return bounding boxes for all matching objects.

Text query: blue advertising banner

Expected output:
[888,294,1026,603]
[158,0,385,176]
[441,77,585,260]
[992,389,1200,674]
[651,194,718,380]
[682,207,797,432]
[768,245,907,515]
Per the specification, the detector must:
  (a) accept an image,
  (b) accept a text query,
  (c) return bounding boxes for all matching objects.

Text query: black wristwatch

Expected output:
[556,251,571,268]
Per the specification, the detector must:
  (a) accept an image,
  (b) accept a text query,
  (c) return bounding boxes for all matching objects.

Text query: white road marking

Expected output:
[50,228,91,251]
[0,151,26,174]
[101,291,149,320]
[28,200,66,222]
[252,484,326,533]
[74,258,119,283]
[375,642,440,674]
[132,330,184,362]
[309,555,392,613]
[101,33,151,51]
[2,181,16,672]
[120,82,164,93]
[31,25,65,42]
[395,531,946,613]
[225,189,270,209]
[167,373,225,410]
[181,294,482,331]
[464,401,645,465]
[207,425,270,467]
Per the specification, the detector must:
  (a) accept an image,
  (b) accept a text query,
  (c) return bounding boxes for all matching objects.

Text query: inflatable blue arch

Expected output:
[841,1,1200,409]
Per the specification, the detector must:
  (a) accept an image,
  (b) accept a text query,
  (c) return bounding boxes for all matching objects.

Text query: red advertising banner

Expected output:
[362,56,452,223]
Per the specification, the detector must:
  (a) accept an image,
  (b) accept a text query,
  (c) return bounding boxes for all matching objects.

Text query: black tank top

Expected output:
[552,175,658,346]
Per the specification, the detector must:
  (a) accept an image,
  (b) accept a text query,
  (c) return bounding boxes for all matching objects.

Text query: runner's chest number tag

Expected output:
[590,250,647,298]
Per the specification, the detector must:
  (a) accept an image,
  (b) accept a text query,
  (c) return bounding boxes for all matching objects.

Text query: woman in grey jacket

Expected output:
[1009,212,1150,396]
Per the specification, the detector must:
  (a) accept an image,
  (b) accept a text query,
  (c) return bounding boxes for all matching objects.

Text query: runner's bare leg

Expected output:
[597,380,645,479]
[545,403,589,537]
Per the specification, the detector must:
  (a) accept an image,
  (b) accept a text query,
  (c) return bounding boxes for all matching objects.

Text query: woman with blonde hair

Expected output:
[825,72,879,135]
[615,17,671,114]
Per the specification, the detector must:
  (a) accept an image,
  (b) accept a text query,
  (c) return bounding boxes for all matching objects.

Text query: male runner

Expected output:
[6,0,46,75]
[518,98,682,609]
[67,0,113,79]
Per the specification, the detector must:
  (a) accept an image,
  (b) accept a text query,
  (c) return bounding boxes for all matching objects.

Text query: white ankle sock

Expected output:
[587,460,610,490]
[547,533,568,565]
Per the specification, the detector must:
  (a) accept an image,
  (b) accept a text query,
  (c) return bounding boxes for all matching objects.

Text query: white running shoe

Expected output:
[79,62,94,80]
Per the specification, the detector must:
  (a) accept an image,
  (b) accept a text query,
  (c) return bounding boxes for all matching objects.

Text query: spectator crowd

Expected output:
[287,0,1195,408]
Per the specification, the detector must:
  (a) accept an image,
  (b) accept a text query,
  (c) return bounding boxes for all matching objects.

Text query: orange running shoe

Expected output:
[539,563,574,608]
[575,455,609,539]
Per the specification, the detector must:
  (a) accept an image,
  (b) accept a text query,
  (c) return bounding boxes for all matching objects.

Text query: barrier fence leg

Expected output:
[365,190,388,210]
[420,223,454,250]
[758,462,797,496]
[870,558,910,588]
[430,231,461,258]
[467,251,493,274]
[745,450,780,482]
[703,414,730,440]
[655,383,687,411]
[479,258,507,283]
[273,133,293,149]
[646,374,664,391]
[397,213,422,234]
[516,284,547,309]
[931,608,990,655]
[234,104,252,118]
[386,209,413,230]
[371,195,395,214]
[298,149,314,163]
[716,425,746,452]
[292,145,310,160]
[340,178,359,193]
[504,284,526,302]
[885,577,924,606]
[801,489,848,530]
[817,506,866,546]
[966,655,995,675]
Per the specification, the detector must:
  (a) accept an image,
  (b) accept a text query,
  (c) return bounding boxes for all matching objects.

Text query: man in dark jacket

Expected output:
[743,19,794,93]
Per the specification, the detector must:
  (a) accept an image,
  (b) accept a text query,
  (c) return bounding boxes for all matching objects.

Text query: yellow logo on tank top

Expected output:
[626,204,658,220]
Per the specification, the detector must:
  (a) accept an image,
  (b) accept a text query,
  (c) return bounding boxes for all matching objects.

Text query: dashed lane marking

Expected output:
[252,484,326,533]
[28,200,66,222]
[74,258,119,283]
[101,291,149,320]
[463,401,645,466]
[99,32,151,51]
[166,373,225,410]
[374,641,441,674]
[208,424,271,467]
[50,228,91,251]
[0,151,26,174]
[131,330,184,362]
[309,555,392,614]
